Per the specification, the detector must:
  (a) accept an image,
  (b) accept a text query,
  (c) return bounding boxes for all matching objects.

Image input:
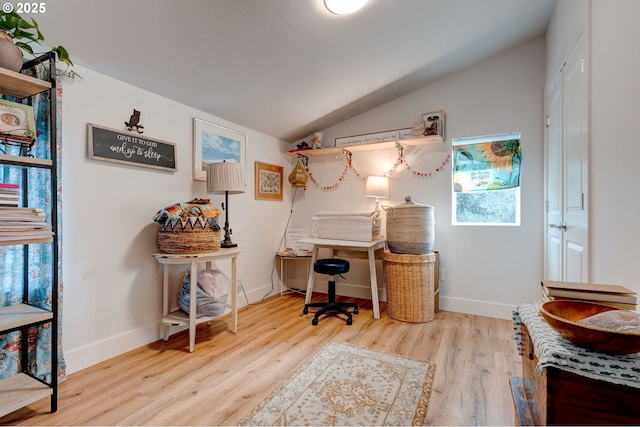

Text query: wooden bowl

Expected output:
[540,300,640,354]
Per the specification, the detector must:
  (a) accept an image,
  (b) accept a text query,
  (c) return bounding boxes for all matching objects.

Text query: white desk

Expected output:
[153,247,241,352]
[298,238,386,319]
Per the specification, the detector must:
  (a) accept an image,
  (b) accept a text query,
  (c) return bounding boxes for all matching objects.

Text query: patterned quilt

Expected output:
[513,303,640,388]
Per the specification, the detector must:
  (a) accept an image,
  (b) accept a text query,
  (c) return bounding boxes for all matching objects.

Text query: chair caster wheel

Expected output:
[303,307,309,314]
[353,307,359,314]
[312,318,318,326]
[347,318,353,325]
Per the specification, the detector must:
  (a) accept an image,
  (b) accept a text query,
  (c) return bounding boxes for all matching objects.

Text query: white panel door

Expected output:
[562,34,589,282]
[544,32,589,282]
[544,72,563,281]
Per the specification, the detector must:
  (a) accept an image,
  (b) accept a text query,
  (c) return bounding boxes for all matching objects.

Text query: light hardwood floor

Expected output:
[1,293,522,426]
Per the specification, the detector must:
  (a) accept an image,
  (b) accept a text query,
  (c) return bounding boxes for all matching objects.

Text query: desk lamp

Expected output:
[364,175,390,212]
[207,161,244,248]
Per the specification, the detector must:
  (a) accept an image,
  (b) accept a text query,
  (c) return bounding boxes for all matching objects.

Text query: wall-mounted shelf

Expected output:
[285,135,443,158]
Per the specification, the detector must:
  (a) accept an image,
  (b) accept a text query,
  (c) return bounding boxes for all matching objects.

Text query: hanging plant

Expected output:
[0,8,78,76]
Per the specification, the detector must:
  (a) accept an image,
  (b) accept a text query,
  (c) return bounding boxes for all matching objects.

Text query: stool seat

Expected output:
[314,258,350,275]
[303,258,358,326]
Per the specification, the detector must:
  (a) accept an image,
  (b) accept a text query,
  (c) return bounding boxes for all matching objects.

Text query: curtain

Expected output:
[0,66,66,383]
[453,134,521,192]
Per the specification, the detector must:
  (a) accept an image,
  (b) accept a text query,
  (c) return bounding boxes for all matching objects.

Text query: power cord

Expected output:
[239,187,299,306]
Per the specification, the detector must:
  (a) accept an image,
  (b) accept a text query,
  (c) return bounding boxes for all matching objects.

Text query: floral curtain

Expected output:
[0,66,66,383]
[453,135,521,192]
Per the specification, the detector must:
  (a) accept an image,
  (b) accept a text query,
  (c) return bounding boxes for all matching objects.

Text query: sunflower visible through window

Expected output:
[452,133,521,225]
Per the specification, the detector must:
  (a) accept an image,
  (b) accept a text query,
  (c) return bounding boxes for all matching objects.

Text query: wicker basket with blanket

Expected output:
[153,199,221,254]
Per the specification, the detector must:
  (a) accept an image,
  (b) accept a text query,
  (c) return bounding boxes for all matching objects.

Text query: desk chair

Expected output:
[303,258,358,325]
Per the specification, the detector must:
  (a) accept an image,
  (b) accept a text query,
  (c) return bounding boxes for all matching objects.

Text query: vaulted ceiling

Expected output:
[31,0,556,142]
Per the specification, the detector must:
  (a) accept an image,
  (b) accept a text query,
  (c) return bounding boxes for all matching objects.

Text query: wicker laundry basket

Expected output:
[384,250,435,323]
[385,196,435,255]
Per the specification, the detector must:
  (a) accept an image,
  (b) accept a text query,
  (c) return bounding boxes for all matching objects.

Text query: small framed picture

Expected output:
[420,110,445,140]
[193,118,247,181]
[255,161,283,201]
[0,99,37,141]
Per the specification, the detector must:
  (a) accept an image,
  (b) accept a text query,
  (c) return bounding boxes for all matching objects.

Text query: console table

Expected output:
[298,238,386,319]
[153,247,242,352]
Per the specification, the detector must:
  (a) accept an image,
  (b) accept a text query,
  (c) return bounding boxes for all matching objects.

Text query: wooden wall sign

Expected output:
[335,128,413,147]
[87,123,176,172]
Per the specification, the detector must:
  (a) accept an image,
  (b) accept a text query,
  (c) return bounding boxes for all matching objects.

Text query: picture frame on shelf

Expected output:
[420,110,445,140]
[193,118,247,181]
[255,161,283,201]
[0,99,37,142]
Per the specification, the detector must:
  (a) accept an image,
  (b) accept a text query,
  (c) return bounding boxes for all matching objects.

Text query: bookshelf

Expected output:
[0,53,59,417]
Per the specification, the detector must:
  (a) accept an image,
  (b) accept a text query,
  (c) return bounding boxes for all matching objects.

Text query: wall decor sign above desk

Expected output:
[334,110,445,148]
[87,123,177,172]
[335,127,413,148]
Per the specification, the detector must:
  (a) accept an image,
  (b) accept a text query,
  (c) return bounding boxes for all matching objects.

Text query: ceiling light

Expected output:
[324,0,369,15]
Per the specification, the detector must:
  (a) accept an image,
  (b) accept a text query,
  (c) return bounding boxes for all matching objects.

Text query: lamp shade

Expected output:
[207,161,245,194]
[364,175,389,199]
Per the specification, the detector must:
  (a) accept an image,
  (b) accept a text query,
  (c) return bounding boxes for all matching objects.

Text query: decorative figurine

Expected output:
[125,109,144,133]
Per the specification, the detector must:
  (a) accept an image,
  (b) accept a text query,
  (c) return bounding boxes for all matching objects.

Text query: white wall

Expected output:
[290,37,546,319]
[589,0,640,295]
[61,67,290,374]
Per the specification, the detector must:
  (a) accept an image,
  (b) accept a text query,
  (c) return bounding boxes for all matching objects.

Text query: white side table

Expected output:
[153,247,242,352]
[276,252,311,296]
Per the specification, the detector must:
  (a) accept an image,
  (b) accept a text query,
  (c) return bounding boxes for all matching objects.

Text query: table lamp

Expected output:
[207,161,244,248]
[364,175,390,212]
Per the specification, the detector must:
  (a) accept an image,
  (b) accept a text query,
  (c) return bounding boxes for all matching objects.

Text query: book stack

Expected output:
[0,183,20,207]
[541,280,637,311]
[0,207,52,243]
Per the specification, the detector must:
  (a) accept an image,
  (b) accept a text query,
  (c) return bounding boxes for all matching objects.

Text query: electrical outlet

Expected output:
[439,268,445,282]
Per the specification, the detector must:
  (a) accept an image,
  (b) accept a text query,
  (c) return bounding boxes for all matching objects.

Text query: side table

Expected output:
[276,251,311,296]
[153,247,242,352]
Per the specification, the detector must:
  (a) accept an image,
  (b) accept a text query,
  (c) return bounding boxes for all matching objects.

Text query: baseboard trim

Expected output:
[64,321,160,374]
[64,290,513,375]
[439,296,515,320]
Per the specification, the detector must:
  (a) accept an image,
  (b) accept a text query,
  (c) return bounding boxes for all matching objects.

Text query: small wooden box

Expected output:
[513,324,640,425]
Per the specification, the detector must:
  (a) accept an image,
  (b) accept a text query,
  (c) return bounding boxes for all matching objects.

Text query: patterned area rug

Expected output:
[238,341,436,426]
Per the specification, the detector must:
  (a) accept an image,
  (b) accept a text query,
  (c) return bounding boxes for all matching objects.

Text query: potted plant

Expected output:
[0,9,76,75]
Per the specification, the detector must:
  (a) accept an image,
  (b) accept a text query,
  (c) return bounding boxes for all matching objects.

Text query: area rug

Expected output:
[238,341,436,426]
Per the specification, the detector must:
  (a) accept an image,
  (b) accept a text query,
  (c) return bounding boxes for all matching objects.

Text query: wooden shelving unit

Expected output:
[0,54,59,417]
[285,135,443,158]
[0,154,53,168]
[0,67,51,98]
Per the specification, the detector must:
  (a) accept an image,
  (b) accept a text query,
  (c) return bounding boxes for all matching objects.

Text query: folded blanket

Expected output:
[513,303,640,389]
[153,199,221,230]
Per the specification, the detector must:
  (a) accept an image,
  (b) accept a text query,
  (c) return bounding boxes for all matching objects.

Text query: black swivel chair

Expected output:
[303,258,358,325]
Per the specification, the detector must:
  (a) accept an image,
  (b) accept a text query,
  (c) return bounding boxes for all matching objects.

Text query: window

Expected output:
[452,133,521,225]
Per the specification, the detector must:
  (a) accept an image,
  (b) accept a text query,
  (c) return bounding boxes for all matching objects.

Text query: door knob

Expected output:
[549,223,567,230]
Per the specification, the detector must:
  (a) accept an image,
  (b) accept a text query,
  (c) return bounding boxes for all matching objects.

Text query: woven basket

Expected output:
[156,203,221,254]
[385,196,434,254]
[157,224,221,254]
[383,250,435,323]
